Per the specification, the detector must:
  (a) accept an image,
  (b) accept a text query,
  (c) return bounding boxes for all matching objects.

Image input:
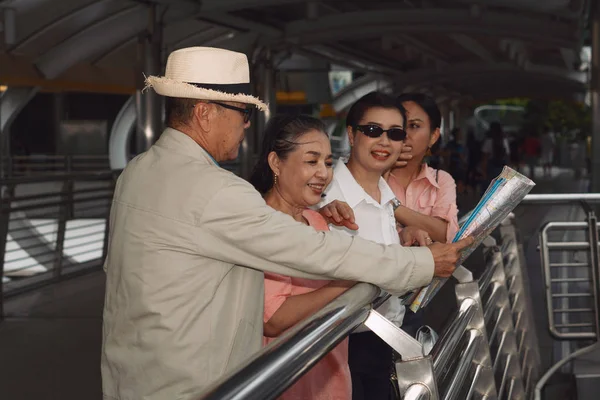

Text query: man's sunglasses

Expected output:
[210,101,253,123]
[353,124,407,142]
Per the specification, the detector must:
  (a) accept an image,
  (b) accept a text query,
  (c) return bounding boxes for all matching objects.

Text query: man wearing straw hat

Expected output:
[101,46,473,400]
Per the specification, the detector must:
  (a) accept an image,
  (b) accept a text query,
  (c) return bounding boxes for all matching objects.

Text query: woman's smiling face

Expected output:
[271,129,334,207]
[347,106,405,174]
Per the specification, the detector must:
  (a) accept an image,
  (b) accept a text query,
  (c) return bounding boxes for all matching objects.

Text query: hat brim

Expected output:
[144,76,269,113]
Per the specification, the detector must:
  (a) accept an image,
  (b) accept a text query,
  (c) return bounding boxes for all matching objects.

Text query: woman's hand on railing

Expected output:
[428,237,475,277]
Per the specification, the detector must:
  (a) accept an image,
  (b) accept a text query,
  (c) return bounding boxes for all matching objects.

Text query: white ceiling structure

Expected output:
[0,0,591,103]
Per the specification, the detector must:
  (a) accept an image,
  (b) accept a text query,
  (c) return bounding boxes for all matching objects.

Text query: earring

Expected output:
[274,174,278,186]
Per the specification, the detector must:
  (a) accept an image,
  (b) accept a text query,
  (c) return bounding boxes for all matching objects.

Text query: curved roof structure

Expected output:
[0,0,590,102]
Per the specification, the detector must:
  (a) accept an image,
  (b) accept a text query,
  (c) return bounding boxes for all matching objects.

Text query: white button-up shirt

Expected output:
[319,160,405,329]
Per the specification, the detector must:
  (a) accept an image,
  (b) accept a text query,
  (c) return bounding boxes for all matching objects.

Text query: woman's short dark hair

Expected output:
[345,91,407,129]
[396,93,442,131]
[249,115,327,194]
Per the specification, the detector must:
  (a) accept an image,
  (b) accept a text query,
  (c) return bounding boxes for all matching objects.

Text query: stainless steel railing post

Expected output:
[586,211,600,339]
[450,281,497,400]
[480,243,527,399]
[395,357,439,400]
[499,215,542,399]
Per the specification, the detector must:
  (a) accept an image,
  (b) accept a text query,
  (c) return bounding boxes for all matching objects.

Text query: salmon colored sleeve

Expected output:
[432,170,460,243]
[264,272,293,323]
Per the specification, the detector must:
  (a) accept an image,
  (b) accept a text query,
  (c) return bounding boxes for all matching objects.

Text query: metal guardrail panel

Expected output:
[0,171,117,315]
[539,220,599,340]
[0,155,111,178]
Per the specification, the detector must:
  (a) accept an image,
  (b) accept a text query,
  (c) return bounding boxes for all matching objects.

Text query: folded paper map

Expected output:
[405,166,535,312]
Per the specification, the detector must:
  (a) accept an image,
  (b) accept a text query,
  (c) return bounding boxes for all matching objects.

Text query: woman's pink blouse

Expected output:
[387,165,460,243]
[263,209,351,400]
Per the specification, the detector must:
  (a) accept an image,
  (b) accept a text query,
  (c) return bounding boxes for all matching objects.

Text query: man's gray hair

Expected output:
[165,97,199,127]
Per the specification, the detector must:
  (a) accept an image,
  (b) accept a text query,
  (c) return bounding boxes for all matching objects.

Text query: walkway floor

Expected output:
[0,167,591,400]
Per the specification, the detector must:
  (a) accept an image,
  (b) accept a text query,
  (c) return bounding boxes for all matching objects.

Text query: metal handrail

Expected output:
[441,329,482,400]
[478,250,501,297]
[430,297,478,380]
[198,283,381,400]
[522,193,600,204]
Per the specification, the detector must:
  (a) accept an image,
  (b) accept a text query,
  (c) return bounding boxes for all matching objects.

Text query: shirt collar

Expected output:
[331,160,396,208]
[414,164,440,189]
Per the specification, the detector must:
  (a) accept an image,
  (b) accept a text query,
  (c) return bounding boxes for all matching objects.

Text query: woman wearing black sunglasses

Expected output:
[319,91,430,400]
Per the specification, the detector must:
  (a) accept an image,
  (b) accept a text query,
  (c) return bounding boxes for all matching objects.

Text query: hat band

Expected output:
[186,82,251,96]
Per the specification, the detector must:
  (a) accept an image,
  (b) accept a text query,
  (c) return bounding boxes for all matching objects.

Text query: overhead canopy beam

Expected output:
[300,44,398,75]
[0,0,55,13]
[394,62,586,88]
[200,0,321,13]
[8,0,121,54]
[35,5,148,79]
[499,39,529,68]
[392,34,449,69]
[196,12,281,38]
[284,8,575,48]
[451,34,495,64]
[167,26,231,51]
[560,47,577,71]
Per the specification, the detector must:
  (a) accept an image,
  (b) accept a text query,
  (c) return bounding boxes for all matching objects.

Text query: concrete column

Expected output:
[0,87,39,178]
[54,93,64,154]
[134,5,162,155]
[592,1,600,192]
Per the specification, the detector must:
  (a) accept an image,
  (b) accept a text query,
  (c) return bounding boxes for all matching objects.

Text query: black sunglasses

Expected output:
[210,101,253,123]
[353,124,407,142]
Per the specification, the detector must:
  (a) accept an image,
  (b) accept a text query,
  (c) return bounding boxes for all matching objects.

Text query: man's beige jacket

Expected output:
[101,128,434,400]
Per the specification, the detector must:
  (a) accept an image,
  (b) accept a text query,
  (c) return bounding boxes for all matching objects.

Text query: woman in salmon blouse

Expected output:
[385,93,460,337]
[249,115,355,400]
[386,93,460,245]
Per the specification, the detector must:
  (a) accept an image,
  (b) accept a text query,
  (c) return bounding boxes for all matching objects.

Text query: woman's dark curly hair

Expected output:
[249,115,327,194]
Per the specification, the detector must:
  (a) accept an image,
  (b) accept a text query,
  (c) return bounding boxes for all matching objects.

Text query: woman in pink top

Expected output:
[249,115,355,400]
[386,93,460,245]
[385,93,460,338]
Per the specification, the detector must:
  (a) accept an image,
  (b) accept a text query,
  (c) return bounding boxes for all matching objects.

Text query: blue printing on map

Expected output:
[452,177,506,242]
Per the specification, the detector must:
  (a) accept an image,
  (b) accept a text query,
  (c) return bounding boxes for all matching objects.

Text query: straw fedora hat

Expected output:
[144,47,268,112]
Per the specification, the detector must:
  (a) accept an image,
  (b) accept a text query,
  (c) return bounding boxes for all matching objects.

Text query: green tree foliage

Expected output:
[492,98,591,140]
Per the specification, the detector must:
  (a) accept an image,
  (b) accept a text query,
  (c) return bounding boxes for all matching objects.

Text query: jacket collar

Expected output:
[155,127,219,166]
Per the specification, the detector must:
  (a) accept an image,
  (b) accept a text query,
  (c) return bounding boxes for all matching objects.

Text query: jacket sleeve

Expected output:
[195,177,434,296]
